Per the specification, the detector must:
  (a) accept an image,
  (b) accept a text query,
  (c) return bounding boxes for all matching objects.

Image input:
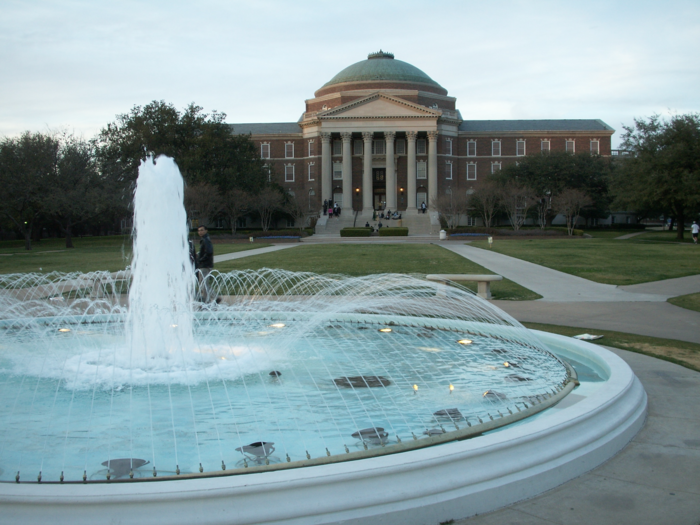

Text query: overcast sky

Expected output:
[1,0,698,148]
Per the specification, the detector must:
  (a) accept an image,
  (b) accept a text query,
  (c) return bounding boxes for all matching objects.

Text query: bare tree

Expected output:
[285,193,313,232]
[552,188,593,236]
[500,181,537,231]
[469,179,500,228]
[254,187,284,232]
[184,183,223,227]
[430,191,470,229]
[222,188,251,234]
[535,193,552,230]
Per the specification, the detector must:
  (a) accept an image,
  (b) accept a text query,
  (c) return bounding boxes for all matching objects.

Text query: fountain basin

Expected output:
[0,330,646,525]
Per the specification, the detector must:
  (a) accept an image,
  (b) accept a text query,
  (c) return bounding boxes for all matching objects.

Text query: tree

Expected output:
[611,114,700,240]
[500,151,611,226]
[0,132,58,250]
[469,178,500,228]
[43,134,115,248]
[222,188,252,234]
[253,187,284,232]
[500,180,536,231]
[184,183,224,227]
[284,193,313,233]
[552,189,592,236]
[430,191,469,229]
[95,100,269,194]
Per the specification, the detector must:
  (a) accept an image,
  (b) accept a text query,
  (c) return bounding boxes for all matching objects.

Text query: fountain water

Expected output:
[0,156,647,524]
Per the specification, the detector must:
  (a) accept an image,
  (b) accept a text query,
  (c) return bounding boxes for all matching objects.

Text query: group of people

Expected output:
[377,210,402,220]
[323,199,341,218]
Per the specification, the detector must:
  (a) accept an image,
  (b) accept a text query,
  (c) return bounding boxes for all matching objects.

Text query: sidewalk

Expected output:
[455,347,700,525]
[214,244,299,263]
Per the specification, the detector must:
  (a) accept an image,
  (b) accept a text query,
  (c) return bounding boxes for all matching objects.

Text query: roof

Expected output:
[230,122,302,135]
[459,119,614,132]
[321,51,444,91]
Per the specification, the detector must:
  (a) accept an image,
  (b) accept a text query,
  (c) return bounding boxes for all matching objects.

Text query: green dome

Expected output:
[321,51,445,91]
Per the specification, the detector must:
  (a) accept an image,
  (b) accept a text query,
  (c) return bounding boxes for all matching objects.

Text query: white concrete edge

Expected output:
[0,332,647,525]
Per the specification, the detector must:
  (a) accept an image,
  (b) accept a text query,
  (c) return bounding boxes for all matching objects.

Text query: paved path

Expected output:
[615,231,648,240]
[214,244,299,263]
[456,347,700,525]
[440,244,670,302]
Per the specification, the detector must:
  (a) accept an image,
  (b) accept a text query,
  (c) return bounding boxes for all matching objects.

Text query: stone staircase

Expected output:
[314,211,358,236]
[314,209,440,237]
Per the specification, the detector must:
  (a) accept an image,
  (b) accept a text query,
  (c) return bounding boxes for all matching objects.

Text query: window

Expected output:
[372,140,385,155]
[354,139,363,155]
[308,140,314,157]
[466,216,477,227]
[396,139,406,155]
[332,140,342,156]
[285,142,294,158]
[333,162,342,180]
[445,161,453,180]
[261,143,270,159]
[467,140,476,157]
[491,162,501,174]
[307,162,315,181]
[492,140,501,156]
[467,163,477,180]
[541,140,550,152]
[516,140,526,156]
[445,138,452,156]
[566,140,575,153]
[416,161,427,179]
[284,164,295,182]
[417,139,427,155]
[590,140,599,154]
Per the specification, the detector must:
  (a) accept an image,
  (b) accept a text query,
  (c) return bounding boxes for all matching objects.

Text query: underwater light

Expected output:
[379,328,392,333]
[58,328,71,333]
[457,339,472,345]
[270,323,285,328]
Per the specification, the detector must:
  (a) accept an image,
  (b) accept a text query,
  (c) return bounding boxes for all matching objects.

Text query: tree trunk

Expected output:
[65,218,74,249]
[23,229,32,251]
[676,211,685,240]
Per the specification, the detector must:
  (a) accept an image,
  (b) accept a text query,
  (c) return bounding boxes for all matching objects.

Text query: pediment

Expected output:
[319,93,440,119]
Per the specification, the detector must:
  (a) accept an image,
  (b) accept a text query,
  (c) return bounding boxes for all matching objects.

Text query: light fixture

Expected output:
[504,361,510,368]
[270,323,285,328]
[58,328,71,333]
[413,384,418,394]
[449,384,454,394]
[355,187,360,193]
[457,339,472,345]
[379,327,392,333]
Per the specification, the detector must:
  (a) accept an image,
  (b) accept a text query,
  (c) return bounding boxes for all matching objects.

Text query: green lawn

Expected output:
[216,244,541,301]
[525,322,700,373]
[469,233,700,285]
[668,292,700,313]
[0,236,268,274]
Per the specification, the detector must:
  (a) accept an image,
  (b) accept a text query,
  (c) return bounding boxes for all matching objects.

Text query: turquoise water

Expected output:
[0,317,570,483]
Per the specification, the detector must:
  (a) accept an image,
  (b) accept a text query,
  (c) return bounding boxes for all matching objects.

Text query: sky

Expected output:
[1,0,698,148]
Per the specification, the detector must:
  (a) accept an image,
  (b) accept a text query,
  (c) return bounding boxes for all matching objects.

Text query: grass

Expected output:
[469,232,700,285]
[0,236,268,274]
[524,322,700,373]
[668,292,700,313]
[216,244,541,301]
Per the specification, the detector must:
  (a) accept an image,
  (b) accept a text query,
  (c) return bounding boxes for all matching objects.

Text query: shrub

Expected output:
[340,227,372,237]
[379,227,409,237]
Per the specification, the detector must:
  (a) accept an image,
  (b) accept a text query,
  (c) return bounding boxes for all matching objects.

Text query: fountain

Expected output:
[0,157,647,524]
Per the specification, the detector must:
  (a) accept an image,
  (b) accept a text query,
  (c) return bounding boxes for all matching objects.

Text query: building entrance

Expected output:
[373,168,386,210]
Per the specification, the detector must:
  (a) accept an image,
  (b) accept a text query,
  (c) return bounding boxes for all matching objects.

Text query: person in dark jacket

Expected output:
[197,226,215,302]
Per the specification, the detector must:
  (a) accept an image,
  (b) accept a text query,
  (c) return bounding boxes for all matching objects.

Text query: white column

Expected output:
[428,131,439,209]
[384,131,396,209]
[341,132,353,210]
[406,131,417,211]
[362,132,373,211]
[321,132,332,202]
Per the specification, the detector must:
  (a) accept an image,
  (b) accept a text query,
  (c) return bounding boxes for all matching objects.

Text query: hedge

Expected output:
[340,227,372,237]
[379,227,409,237]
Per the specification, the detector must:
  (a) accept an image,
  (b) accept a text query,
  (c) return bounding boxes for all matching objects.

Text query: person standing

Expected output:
[420,201,427,214]
[197,226,215,302]
[692,221,699,244]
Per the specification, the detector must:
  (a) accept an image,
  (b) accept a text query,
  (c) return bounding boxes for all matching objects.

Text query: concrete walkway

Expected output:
[440,244,672,302]
[213,244,299,263]
[456,347,700,525]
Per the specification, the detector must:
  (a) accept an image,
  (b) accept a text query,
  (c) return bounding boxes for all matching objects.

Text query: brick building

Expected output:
[232,51,614,228]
